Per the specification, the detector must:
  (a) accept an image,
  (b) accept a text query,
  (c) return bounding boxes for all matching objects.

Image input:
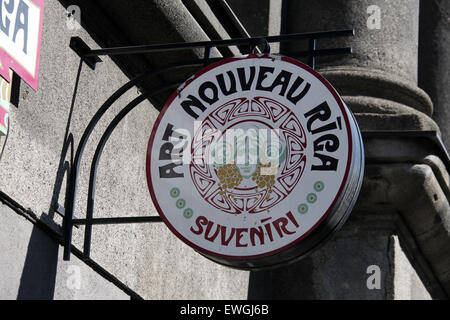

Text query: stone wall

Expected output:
[0,0,249,300]
[0,0,448,300]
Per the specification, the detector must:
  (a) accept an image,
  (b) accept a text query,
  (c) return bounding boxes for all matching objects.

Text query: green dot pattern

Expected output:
[307,193,317,204]
[314,181,324,192]
[298,203,308,214]
[176,198,186,209]
[170,187,180,198]
[183,208,194,219]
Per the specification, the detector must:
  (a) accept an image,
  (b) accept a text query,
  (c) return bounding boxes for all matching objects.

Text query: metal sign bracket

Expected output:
[61,29,355,262]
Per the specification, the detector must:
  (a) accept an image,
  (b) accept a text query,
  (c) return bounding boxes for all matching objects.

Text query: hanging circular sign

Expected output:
[146,54,364,270]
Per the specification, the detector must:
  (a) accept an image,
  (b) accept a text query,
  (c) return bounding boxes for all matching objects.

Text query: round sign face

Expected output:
[147,54,353,265]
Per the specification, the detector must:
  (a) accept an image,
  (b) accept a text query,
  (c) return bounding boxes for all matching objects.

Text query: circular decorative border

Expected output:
[189,96,306,215]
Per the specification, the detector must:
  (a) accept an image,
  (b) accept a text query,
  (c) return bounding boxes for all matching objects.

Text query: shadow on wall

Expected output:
[15,61,83,300]
[247,256,317,299]
[17,222,59,300]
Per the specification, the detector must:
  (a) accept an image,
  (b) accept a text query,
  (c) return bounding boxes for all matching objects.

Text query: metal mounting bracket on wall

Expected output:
[61,29,355,262]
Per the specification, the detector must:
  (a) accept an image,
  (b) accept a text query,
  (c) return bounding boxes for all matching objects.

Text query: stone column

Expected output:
[418,0,450,149]
[227,0,282,52]
[282,0,437,132]
[247,0,448,299]
[248,211,432,300]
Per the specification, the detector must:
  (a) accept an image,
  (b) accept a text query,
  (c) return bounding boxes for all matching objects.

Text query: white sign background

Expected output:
[147,55,352,259]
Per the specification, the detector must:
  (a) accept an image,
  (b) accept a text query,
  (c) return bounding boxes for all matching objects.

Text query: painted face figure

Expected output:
[212,128,287,189]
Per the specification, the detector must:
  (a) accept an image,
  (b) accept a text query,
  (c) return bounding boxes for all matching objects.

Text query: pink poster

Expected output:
[0,69,12,135]
[0,0,45,91]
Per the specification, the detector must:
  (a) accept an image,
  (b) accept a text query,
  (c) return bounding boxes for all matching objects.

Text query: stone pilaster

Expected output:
[246,0,450,299]
[419,0,450,149]
[282,0,437,132]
